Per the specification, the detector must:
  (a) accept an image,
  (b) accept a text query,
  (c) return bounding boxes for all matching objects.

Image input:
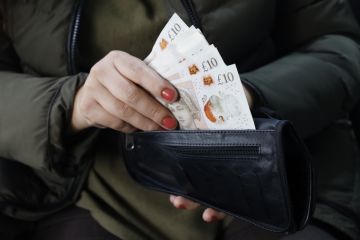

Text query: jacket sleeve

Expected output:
[0,27,95,177]
[241,0,360,138]
[0,21,103,218]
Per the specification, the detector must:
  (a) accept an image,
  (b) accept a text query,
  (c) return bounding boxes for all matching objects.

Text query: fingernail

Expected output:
[209,216,218,222]
[177,204,186,209]
[161,88,176,102]
[161,116,177,129]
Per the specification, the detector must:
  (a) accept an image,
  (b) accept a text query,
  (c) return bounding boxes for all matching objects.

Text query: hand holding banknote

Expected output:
[71,13,256,222]
[147,14,255,131]
[71,51,179,132]
[145,13,256,222]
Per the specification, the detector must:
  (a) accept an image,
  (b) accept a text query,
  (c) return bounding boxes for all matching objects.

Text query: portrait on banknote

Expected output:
[203,93,242,125]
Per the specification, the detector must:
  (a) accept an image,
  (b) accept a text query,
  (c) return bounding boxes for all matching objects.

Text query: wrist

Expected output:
[71,87,91,133]
[243,84,254,109]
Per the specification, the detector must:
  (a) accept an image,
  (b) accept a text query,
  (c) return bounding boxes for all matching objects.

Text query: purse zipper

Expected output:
[175,145,260,157]
[67,0,84,74]
[125,135,260,157]
[180,0,203,30]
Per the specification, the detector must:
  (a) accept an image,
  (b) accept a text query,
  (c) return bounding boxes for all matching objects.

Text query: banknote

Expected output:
[166,79,208,130]
[146,13,255,130]
[170,26,209,58]
[162,45,226,82]
[191,65,256,130]
[145,13,189,63]
[148,26,209,74]
[148,44,186,75]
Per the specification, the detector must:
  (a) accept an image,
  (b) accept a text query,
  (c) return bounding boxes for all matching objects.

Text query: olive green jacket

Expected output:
[0,0,360,239]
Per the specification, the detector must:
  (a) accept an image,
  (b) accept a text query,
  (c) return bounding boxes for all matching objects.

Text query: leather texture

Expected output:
[122,117,315,233]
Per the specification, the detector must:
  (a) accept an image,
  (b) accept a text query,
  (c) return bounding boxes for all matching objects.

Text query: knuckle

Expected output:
[108,50,125,62]
[129,61,146,79]
[148,106,164,121]
[144,122,159,132]
[79,98,96,116]
[112,120,126,131]
[112,100,125,112]
[108,50,120,58]
[112,101,134,118]
[124,86,141,105]
[122,125,136,134]
[120,104,134,118]
[90,63,103,76]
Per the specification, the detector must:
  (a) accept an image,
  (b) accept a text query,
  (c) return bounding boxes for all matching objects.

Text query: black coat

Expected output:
[0,0,360,239]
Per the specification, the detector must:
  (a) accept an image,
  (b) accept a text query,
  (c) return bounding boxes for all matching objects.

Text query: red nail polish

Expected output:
[177,204,186,209]
[161,88,176,102]
[208,216,217,222]
[161,116,177,129]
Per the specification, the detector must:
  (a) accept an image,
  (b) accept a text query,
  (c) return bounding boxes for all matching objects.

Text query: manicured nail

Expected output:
[209,216,218,222]
[177,204,186,209]
[161,116,177,129]
[161,88,176,102]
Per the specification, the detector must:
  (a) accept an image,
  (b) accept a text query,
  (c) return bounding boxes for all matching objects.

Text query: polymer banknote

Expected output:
[149,26,209,74]
[145,13,189,64]
[146,13,255,130]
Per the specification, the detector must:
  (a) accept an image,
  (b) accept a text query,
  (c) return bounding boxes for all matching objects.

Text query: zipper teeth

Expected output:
[178,147,259,155]
[180,0,202,30]
[68,0,84,74]
[169,146,260,156]
[70,16,80,74]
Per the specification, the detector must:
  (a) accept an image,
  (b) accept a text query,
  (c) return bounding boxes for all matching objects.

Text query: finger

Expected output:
[202,208,226,223]
[93,123,106,129]
[91,81,161,131]
[93,66,177,130]
[120,123,137,133]
[110,51,178,103]
[173,196,200,210]
[81,99,134,133]
[169,195,176,204]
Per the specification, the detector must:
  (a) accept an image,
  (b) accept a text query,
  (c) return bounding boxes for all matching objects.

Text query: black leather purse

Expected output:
[122,115,315,233]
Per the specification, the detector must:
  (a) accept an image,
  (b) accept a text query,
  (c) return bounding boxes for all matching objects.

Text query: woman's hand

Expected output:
[71,51,179,133]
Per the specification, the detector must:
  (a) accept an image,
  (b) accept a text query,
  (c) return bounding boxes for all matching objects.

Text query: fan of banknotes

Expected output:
[145,13,255,130]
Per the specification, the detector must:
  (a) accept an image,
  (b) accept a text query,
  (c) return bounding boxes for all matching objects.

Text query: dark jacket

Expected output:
[0,0,360,239]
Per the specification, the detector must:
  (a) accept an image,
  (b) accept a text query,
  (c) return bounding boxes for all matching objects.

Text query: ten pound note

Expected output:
[191,65,256,130]
[145,13,190,64]
[145,13,256,130]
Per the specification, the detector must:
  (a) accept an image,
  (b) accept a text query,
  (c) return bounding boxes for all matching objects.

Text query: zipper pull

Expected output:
[125,135,135,151]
